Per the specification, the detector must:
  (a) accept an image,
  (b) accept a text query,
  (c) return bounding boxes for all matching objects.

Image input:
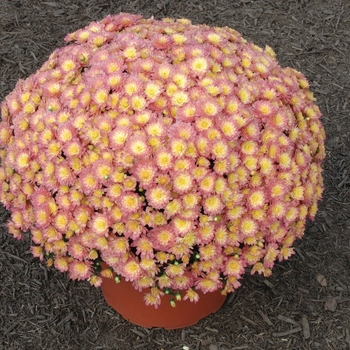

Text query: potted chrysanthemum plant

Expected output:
[0,13,325,329]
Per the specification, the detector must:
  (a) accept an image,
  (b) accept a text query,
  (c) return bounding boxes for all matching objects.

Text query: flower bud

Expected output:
[175,292,182,301]
[114,275,121,283]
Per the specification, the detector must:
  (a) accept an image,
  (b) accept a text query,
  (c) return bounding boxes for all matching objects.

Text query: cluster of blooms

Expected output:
[0,13,325,307]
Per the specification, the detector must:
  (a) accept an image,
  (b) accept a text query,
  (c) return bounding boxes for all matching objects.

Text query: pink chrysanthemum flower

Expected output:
[34,205,51,229]
[105,184,122,202]
[267,179,289,199]
[164,199,182,218]
[279,246,295,261]
[170,138,187,157]
[263,243,279,269]
[149,226,175,250]
[9,209,24,229]
[155,149,173,170]
[120,193,141,213]
[199,242,218,262]
[195,116,213,132]
[169,121,195,141]
[145,120,165,138]
[172,274,192,290]
[165,262,185,278]
[53,212,69,232]
[140,258,159,276]
[45,226,63,243]
[79,169,100,195]
[177,101,197,122]
[109,127,129,150]
[196,136,211,157]
[67,238,88,261]
[247,189,266,210]
[63,140,83,158]
[190,56,209,76]
[57,124,76,143]
[73,206,91,228]
[55,162,75,186]
[240,217,259,237]
[269,200,288,220]
[146,185,171,210]
[172,172,193,193]
[183,288,200,303]
[132,237,154,259]
[124,219,145,240]
[196,223,215,244]
[171,216,193,236]
[127,135,149,157]
[68,260,93,281]
[253,100,276,118]
[54,257,70,273]
[144,288,163,309]
[132,276,155,292]
[225,257,245,278]
[181,192,200,210]
[92,160,112,182]
[122,259,142,282]
[89,275,103,287]
[202,195,224,216]
[195,276,221,293]
[134,162,156,187]
[30,245,44,261]
[157,273,172,289]
[89,214,110,236]
[0,122,12,146]
[108,237,129,257]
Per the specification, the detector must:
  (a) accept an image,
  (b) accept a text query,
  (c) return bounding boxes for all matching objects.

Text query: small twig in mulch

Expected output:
[0,249,28,263]
[272,327,302,337]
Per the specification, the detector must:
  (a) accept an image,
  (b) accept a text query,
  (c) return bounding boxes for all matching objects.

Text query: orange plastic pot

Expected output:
[100,262,226,329]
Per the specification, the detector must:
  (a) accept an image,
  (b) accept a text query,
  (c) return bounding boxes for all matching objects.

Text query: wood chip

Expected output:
[324,297,338,312]
[316,274,327,287]
[239,315,258,327]
[56,313,74,327]
[41,1,60,6]
[345,329,350,345]
[263,279,274,288]
[130,328,147,337]
[301,315,310,339]
[258,310,273,326]
[205,327,219,333]
[278,314,299,326]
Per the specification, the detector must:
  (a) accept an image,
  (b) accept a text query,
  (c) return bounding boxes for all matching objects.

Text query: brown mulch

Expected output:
[0,0,350,349]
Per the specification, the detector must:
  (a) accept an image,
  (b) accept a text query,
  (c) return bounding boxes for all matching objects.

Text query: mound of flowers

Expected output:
[0,13,325,307]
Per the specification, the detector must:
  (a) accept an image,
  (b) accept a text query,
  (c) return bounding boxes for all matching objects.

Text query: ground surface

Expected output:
[0,1,349,349]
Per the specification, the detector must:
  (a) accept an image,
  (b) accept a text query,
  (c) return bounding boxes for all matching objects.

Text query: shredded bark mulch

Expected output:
[1,1,349,349]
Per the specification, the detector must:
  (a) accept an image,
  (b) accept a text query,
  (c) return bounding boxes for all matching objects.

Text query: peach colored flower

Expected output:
[68,260,92,281]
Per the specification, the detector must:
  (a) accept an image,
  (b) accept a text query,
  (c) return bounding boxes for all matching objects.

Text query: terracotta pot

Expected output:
[100,262,226,329]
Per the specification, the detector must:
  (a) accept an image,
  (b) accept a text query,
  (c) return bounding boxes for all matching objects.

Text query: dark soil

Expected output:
[1,1,349,349]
